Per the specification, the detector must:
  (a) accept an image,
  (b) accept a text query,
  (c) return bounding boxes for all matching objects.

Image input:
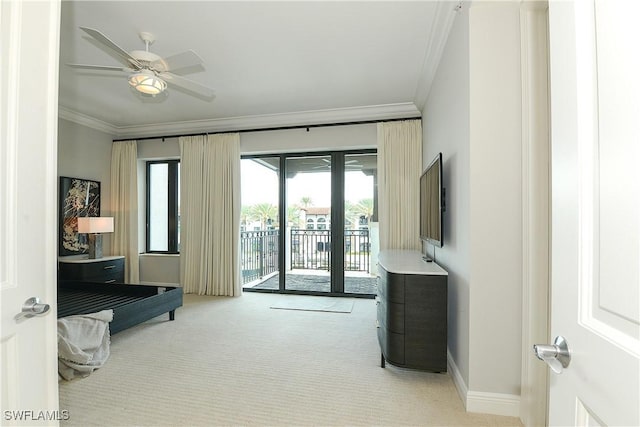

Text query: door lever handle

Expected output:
[533,335,571,374]
[15,297,51,321]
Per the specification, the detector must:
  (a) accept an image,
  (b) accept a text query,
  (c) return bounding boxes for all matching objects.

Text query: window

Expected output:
[146,160,180,253]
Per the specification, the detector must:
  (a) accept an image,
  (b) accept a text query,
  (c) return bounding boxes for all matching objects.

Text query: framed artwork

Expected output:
[59,176,101,256]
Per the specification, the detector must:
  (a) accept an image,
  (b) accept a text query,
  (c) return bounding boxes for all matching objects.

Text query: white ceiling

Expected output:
[58,1,456,138]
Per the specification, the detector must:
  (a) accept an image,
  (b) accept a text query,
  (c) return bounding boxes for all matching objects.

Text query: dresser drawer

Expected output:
[376,267,387,298]
[59,257,125,283]
[377,297,405,334]
[377,326,404,366]
[378,266,405,304]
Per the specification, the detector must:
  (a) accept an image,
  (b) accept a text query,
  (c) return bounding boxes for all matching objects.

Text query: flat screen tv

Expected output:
[420,152,444,248]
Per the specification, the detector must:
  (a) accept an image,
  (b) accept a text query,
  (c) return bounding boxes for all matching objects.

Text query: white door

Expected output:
[1,1,61,425]
[547,0,639,425]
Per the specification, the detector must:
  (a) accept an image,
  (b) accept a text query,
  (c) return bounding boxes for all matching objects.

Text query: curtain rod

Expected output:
[112,116,420,142]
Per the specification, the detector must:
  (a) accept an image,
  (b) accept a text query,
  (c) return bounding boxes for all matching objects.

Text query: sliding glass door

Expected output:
[285,155,332,292]
[344,153,378,295]
[241,150,377,296]
[239,157,280,289]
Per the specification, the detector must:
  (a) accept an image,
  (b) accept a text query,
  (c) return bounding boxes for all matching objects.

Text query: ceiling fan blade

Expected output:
[67,63,131,73]
[79,27,141,68]
[161,72,215,97]
[151,50,203,73]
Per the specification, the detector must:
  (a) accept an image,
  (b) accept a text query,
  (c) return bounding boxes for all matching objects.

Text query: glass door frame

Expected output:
[242,148,376,298]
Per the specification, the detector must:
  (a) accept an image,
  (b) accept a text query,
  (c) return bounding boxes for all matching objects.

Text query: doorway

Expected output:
[241,150,377,297]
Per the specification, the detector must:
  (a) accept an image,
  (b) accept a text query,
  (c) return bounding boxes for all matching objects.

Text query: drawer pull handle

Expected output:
[103,265,116,270]
[105,279,116,283]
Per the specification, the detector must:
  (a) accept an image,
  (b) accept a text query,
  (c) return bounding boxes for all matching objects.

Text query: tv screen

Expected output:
[420,153,443,247]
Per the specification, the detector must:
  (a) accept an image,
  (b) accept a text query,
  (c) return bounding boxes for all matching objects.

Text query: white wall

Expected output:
[423,1,523,416]
[139,254,180,285]
[241,123,376,154]
[137,138,179,159]
[468,2,522,398]
[58,118,116,256]
[422,3,471,391]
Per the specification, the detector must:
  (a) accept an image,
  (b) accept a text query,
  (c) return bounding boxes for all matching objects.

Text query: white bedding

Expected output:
[57,309,113,381]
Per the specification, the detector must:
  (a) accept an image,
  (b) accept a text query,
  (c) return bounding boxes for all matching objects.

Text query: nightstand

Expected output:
[58,255,125,283]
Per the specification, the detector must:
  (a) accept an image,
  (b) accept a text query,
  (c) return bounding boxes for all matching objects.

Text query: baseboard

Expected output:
[465,391,520,417]
[447,350,521,417]
[447,350,469,406]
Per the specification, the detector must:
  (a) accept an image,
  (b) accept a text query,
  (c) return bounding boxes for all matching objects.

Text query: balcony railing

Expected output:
[290,229,331,271]
[240,230,279,284]
[344,229,371,272]
[290,228,370,272]
[240,228,371,285]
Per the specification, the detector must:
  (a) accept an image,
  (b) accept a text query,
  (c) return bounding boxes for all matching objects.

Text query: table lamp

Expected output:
[77,217,114,259]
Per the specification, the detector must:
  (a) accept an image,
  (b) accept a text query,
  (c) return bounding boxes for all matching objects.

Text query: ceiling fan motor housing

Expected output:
[129,50,162,68]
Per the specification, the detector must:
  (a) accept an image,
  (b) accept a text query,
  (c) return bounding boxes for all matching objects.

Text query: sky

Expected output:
[241,159,373,207]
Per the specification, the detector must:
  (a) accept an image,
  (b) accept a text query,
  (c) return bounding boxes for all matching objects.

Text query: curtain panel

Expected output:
[377,120,422,250]
[110,140,140,283]
[179,133,241,296]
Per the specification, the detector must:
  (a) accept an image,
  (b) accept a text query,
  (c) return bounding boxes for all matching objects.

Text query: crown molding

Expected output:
[59,102,421,139]
[413,1,460,111]
[58,105,119,136]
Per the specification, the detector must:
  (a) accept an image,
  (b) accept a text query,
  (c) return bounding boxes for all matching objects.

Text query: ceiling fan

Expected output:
[311,159,363,170]
[68,27,215,98]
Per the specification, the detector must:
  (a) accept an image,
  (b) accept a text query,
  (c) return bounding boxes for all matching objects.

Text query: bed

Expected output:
[57,280,183,334]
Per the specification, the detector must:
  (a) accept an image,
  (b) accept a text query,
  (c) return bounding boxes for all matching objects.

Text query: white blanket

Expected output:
[57,309,113,381]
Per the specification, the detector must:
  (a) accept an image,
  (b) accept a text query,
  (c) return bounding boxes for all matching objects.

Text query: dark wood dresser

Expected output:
[58,255,125,284]
[377,249,448,372]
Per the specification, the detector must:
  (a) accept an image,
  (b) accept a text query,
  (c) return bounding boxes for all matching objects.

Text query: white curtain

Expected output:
[110,140,140,283]
[179,133,241,296]
[377,120,422,250]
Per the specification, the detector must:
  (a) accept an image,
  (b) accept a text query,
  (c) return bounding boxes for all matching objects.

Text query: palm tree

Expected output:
[299,196,313,209]
[344,200,357,228]
[352,198,374,225]
[249,203,278,229]
[240,205,252,230]
[287,205,302,228]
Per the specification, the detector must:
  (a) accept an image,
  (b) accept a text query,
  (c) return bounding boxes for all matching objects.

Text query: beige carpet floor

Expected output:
[59,293,522,426]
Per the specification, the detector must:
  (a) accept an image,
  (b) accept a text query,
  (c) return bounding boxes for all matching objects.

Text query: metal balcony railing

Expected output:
[240,230,279,284]
[290,228,370,272]
[240,228,371,285]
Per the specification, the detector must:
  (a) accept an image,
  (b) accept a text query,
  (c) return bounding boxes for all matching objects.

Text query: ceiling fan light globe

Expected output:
[128,71,166,95]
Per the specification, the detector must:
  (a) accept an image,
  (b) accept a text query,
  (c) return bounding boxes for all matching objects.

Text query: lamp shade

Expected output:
[128,70,167,95]
[77,217,114,234]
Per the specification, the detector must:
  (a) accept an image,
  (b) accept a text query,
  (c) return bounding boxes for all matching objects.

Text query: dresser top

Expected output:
[58,255,124,263]
[378,250,448,276]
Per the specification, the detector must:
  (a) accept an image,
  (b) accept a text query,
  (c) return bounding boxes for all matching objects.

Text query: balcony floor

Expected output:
[246,271,376,295]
